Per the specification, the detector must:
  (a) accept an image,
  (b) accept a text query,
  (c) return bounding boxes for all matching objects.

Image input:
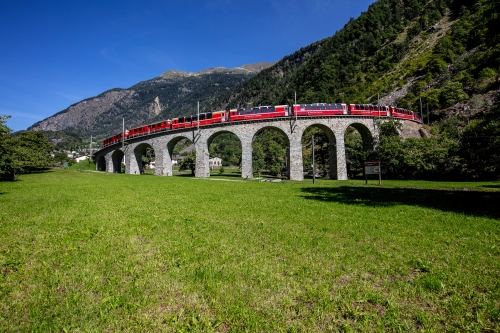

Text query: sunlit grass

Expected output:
[0,170,499,331]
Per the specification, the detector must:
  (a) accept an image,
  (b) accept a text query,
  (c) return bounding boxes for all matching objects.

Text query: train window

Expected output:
[268,106,275,112]
[207,113,212,119]
[300,104,306,110]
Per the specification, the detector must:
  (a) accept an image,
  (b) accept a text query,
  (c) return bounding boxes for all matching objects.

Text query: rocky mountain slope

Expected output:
[29,63,273,138]
[30,0,499,150]
[209,0,498,124]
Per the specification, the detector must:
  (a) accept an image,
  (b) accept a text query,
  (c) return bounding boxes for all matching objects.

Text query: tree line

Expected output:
[0,116,71,181]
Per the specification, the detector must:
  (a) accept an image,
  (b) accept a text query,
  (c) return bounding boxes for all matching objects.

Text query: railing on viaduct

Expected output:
[93,116,422,181]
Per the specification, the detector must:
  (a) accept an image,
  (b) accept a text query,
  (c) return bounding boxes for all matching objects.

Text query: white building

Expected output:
[209,157,222,167]
[75,155,89,163]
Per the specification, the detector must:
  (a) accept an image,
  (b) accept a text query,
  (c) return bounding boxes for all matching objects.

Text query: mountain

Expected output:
[28,63,273,138]
[209,0,499,122]
[31,0,499,153]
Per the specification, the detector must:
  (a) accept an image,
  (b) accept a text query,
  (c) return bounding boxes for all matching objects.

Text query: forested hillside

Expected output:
[211,0,498,111]
[207,0,499,180]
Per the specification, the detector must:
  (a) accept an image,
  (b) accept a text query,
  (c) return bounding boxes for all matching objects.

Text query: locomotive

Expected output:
[102,103,421,147]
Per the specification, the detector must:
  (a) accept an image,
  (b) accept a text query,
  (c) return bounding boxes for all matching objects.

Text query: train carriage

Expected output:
[129,125,150,137]
[102,102,422,148]
[293,103,346,116]
[390,106,413,120]
[229,105,288,122]
[192,111,227,127]
[150,120,171,133]
[172,116,190,130]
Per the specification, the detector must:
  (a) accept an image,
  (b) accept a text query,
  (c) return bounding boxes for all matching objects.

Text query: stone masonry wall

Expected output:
[94,117,422,181]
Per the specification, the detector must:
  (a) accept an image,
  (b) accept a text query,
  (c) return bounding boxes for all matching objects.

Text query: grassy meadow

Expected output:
[0,170,499,332]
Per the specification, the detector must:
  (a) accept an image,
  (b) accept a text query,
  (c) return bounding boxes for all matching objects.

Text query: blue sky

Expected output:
[0,0,376,131]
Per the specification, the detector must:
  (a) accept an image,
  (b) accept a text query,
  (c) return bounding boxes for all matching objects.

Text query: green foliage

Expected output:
[378,119,402,137]
[370,118,462,179]
[41,130,86,151]
[252,129,287,176]
[141,146,155,171]
[178,151,196,175]
[6,130,54,175]
[439,81,468,107]
[433,36,458,62]
[0,115,20,181]
[53,151,75,167]
[428,57,448,76]
[209,133,241,166]
[370,135,461,179]
[302,127,331,177]
[460,103,500,179]
[345,127,368,178]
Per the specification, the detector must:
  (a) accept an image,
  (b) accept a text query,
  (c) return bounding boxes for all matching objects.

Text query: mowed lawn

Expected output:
[0,170,499,332]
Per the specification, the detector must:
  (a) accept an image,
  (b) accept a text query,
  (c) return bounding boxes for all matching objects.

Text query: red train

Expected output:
[102,103,422,147]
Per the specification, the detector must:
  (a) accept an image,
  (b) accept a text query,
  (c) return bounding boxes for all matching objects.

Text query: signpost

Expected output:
[364,162,381,185]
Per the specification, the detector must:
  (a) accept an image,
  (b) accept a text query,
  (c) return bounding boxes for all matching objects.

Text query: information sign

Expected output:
[364,162,381,185]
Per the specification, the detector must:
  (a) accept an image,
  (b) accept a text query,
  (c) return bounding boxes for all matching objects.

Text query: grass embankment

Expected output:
[68,158,96,171]
[0,170,499,332]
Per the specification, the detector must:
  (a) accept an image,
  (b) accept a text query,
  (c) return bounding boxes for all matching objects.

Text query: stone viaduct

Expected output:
[93,116,422,181]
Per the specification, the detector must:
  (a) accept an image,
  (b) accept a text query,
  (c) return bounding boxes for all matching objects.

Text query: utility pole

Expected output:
[197,101,200,132]
[122,118,125,148]
[89,135,93,156]
[420,97,423,123]
[312,134,315,184]
[295,91,297,122]
[427,103,429,124]
[378,93,380,117]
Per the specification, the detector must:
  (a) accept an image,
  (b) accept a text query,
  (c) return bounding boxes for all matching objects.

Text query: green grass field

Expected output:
[1,170,499,332]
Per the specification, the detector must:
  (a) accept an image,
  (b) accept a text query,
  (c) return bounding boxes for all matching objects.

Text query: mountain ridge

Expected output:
[29,63,274,136]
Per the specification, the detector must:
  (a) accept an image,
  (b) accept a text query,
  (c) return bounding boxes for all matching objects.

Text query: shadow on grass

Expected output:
[174,173,195,178]
[481,185,500,189]
[300,186,500,219]
[211,173,242,178]
[25,168,55,174]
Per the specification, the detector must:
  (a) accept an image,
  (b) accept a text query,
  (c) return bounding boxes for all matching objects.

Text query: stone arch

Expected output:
[155,133,195,177]
[96,155,106,171]
[346,122,375,151]
[206,129,243,175]
[133,142,155,175]
[301,123,337,180]
[166,133,194,157]
[252,125,291,178]
[111,149,124,173]
[342,122,376,179]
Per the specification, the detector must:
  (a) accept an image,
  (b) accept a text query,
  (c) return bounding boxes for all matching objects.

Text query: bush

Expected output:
[439,81,468,107]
